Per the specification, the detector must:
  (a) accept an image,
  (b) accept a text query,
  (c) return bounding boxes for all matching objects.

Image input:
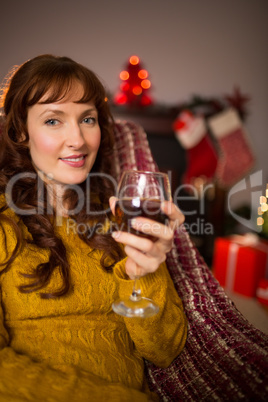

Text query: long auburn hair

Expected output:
[0,54,124,298]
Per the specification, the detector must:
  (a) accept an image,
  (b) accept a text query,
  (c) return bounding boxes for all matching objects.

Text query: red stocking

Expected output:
[208,108,255,188]
[173,111,218,189]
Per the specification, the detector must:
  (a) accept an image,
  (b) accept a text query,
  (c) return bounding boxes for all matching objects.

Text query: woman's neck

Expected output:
[46,182,69,217]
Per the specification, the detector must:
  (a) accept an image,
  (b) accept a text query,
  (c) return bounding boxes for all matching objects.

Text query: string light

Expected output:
[132,86,142,95]
[257,217,264,226]
[119,71,129,80]
[114,93,127,104]
[261,204,268,212]
[138,69,148,79]
[140,94,153,106]
[141,79,151,89]
[120,82,130,91]
[257,185,268,227]
[129,55,140,65]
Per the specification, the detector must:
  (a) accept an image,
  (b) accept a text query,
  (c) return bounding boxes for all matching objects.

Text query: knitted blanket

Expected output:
[113,120,268,401]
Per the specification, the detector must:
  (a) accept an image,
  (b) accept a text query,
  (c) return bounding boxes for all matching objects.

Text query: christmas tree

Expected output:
[114,55,153,107]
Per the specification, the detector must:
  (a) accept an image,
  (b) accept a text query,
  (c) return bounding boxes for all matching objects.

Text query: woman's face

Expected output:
[26,83,101,186]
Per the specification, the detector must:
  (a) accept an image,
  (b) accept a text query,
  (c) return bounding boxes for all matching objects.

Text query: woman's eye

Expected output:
[45,119,59,126]
[83,117,96,125]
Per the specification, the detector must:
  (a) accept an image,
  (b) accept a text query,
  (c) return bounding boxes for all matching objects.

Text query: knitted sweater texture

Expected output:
[0,206,187,401]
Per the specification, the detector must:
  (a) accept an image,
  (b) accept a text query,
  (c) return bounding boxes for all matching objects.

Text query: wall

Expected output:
[1,0,267,209]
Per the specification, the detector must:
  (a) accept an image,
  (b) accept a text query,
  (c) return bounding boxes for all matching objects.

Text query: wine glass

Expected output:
[112,170,172,318]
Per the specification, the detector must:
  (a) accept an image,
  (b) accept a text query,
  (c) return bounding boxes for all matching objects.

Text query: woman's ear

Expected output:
[18,131,28,144]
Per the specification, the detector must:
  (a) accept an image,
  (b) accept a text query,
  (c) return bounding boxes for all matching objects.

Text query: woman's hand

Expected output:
[109,197,185,279]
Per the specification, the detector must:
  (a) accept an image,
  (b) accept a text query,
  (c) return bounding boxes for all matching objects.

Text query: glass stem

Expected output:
[130,277,142,302]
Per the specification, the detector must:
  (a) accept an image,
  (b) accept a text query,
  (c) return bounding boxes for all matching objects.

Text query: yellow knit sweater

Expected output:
[0,204,187,401]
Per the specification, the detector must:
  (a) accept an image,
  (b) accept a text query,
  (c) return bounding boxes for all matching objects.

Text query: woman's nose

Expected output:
[66,123,85,148]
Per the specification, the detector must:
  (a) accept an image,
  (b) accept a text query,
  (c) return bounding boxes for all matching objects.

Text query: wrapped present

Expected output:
[213,233,268,297]
[256,279,268,306]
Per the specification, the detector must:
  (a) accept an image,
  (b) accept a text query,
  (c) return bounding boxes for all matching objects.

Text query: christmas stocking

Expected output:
[173,110,218,189]
[208,108,255,188]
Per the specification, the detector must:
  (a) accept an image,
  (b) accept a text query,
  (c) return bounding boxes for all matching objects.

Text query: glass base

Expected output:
[112,297,159,318]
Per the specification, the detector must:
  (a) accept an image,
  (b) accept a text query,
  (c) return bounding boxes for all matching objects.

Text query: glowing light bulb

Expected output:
[261,203,268,212]
[119,71,129,80]
[141,79,151,89]
[114,93,128,104]
[141,94,153,106]
[129,55,140,65]
[138,69,148,79]
[257,217,264,226]
[120,82,130,91]
[132,86,142,95]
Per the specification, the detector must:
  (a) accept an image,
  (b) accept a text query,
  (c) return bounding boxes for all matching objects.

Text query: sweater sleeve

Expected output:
[113,259,188,368]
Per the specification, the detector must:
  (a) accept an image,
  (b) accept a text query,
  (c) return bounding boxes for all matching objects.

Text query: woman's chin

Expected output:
[47,174,88,187]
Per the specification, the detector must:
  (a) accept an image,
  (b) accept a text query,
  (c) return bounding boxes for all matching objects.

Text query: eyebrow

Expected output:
[39,107,98,118]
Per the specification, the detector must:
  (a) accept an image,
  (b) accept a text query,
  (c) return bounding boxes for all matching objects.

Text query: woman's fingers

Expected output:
[109,196,117,215]
[110,200,185,278]
[130,218,173,243]
[111,201,185,254]
[125,245,166,276]
[112,230,156,253]
[112,229,168,277]
[161,201,185,231]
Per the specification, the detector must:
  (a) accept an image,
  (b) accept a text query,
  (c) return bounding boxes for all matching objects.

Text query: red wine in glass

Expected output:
[115,198,168,241]
[112,170,172,318]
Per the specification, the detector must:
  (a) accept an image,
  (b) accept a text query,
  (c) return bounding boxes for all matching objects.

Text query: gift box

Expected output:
[256,279,268,306]
[213,234,268,297]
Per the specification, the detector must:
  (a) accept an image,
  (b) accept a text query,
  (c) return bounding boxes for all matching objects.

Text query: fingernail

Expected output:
[112,231,120,239]
[130,218,137,227]
[163,201,172,213]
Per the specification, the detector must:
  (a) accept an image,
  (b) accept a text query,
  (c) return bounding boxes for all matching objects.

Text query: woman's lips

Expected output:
[59,154,87,168]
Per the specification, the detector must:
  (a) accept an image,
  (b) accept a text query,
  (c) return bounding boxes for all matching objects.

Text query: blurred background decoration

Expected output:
[113,55,153,107]
[258,185,268,238]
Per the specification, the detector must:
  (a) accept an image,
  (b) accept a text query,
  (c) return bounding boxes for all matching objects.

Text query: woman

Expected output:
[0,55,187,401]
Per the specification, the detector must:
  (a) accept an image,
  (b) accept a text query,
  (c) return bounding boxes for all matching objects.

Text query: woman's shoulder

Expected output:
[0,194,21,242]
[0,194,9,217]
[0,194,5,208]
[0,194,22,267]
